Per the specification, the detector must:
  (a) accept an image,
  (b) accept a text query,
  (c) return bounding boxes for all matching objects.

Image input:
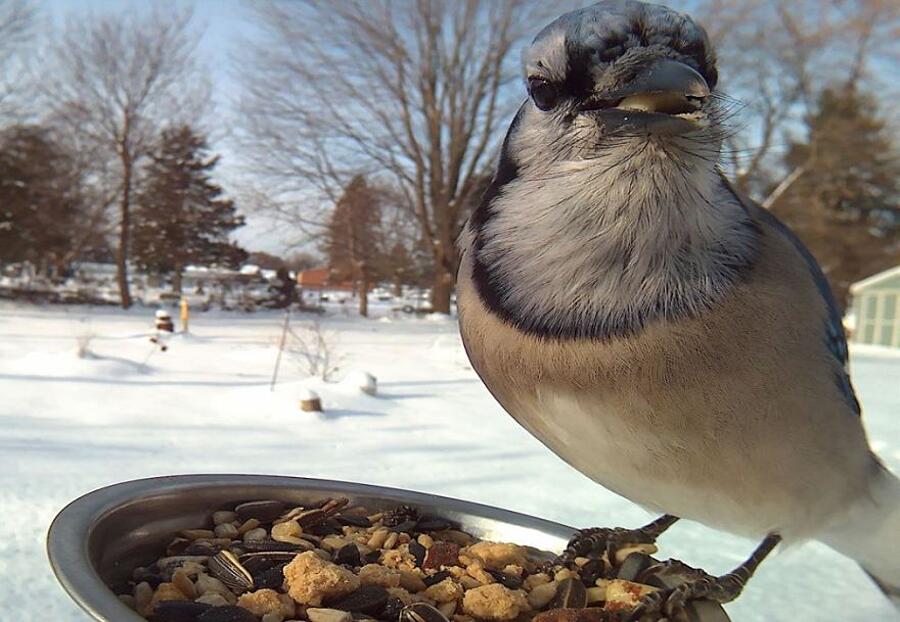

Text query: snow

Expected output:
[1,303,898,622]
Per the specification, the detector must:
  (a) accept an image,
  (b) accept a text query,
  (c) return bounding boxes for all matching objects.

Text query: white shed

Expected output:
[849,265,900,347]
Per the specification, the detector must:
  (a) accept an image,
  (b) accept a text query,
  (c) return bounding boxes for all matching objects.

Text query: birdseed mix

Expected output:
[117,497,726,622]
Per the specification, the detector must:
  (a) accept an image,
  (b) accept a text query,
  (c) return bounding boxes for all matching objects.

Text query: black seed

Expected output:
[184,542,219,556]
[486,568,522,589]
[336,543,362,567]
[197,606,258,622]
[616,553,653,582]
[234,500,286,524]
[337,514,372,528]
[238,551,297,574]
[237,540,305,553]
[253,564,287,589]
[578,559,606,586]
[165,538,192,556]
[408,541,426,567]
[364,550,382,564]
[150,601,211,622]
[382,596,405,622]
[422,570,450,587]
[390,520,418,534]
[327,585,389,615]
[134,568,163,589]
[414,518,454,532]
[307,518,344,536]
[549,577,587,609]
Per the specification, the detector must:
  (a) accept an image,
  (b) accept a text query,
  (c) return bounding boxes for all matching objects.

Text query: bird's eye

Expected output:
[528,77,558,111]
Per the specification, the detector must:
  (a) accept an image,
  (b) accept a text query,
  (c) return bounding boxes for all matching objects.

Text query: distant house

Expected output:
[849,265,900,348]
[296,267,355,292]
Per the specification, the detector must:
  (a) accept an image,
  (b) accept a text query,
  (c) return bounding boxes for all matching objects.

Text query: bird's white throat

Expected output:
[472,134,758,338]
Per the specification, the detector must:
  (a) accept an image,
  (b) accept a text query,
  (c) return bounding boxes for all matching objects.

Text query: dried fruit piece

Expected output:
[336,543,362,567]
[422,542,459,571]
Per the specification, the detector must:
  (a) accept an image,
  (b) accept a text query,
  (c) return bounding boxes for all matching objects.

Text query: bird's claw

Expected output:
[625,573,740,622]
[559,526,656,566]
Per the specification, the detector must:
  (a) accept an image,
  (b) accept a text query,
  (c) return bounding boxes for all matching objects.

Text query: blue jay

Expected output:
[456,1,899,618]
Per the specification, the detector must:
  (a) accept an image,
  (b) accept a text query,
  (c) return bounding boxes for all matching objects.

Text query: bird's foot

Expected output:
[624,533,782,622]
[558,515,679,570]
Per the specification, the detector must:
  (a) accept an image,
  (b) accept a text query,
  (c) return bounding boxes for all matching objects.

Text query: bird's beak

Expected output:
[580,58,710,117]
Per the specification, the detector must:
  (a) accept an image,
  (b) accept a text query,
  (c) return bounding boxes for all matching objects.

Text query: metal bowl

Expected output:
[48,474,731,622]
[47,474,577,621]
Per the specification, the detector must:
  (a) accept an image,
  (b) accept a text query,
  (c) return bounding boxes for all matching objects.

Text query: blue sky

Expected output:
[40,0,297,254]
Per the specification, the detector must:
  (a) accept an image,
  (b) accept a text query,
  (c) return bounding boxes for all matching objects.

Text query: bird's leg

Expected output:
[627,533,782,622]
[558,514,680,567]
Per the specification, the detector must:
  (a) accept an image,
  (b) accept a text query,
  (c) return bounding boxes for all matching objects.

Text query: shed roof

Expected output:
[849,265,900,294]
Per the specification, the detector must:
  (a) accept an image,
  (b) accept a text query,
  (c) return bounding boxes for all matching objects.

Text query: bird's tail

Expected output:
[818,462,900,608]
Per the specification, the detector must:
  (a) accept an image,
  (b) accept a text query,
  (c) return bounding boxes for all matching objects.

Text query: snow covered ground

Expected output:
[1,302,898,621]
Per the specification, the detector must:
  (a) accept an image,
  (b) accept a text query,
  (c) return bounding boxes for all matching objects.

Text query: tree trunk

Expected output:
[173,262,183,293]
[117,150,133,309]
[392,277,403,298]
[358,275,369,317]
[430,270,453,314]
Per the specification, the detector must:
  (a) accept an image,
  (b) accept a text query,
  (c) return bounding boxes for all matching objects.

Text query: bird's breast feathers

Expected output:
[457,217,875,540]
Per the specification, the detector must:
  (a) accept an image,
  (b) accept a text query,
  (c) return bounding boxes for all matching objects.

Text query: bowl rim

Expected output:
[47,474,577,621]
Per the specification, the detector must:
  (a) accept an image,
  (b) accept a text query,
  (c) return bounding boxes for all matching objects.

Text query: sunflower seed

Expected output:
[616,552,653,582]
[549,577,587,609]
[207,550,253,593]
[398,602,450,622]
[234,500,286,523]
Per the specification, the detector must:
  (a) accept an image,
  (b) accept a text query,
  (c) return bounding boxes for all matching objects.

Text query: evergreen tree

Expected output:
[132,125,247,291]
[771,87,900,308]
[0,125,88,275]
[324,175,382,316]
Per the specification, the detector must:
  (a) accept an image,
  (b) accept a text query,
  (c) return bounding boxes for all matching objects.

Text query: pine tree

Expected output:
[132,125,247,292]
[0,125,88,275]
[771,87,900,308]
[324,175,382,316]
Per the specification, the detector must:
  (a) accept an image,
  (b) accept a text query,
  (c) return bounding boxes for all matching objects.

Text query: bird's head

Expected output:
[513,0,723,171]
[466,1,757,340]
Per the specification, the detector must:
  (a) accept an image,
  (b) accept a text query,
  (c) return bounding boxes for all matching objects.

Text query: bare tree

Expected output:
[696,0,900,201]
[238,0,568,313]
[0,0,35,121]
[44,8,208,308]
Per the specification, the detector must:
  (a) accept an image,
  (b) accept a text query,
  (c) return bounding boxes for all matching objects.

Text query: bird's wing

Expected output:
[725,180,861,416]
